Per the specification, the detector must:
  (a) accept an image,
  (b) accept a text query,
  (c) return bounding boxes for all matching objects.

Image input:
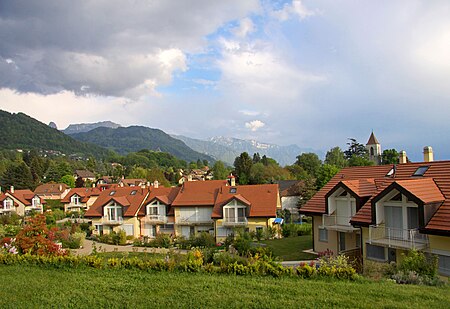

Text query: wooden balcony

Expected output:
[368,225,429,250]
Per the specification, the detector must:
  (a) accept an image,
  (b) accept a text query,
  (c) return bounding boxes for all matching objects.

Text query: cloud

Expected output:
[245,120,265,131]
[273,0,316,21]
[232,17,255,38]
[239,110,261,116]
[0,0,259,99]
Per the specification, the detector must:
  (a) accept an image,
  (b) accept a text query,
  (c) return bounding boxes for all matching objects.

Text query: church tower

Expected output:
[366,132,381,165]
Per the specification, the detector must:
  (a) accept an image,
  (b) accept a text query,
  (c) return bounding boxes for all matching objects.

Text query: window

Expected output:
[230,188,237,193]
[148,206,158,216]
[412,166,429,176]
[105,204,122,221]
[319,228,328,242]
[32,197,41,207]
[339,232,346,251]
[356,233,361,248]
[366,244,386,261]
[71,195,80,205]
[109,191,116,196]
[438,255,450,277]
[224,206,246,223]
[130,190,137,195]
[3,199,13,210]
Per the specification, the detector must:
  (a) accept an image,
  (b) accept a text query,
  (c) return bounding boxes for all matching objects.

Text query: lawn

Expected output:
[0,265,448,308]
[260,235,316,261]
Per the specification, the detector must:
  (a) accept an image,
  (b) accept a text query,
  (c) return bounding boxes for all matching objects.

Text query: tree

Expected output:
[60,175,75,188]
[297,176,317,208]
[253,153,261,164]
[196,159,204,169]
[285,164,309,180]
[325,147,347,168]
[295,153,322,178]
[0,161,34,189]
[233,152,253,185]
[128,166,148,179]
[75,177,85,188]
[348,155,374,167]
[147,168,170,187]
[249,163,266,184]
[212,161,228,180]
[382,149,399,165]
[344,138,368,160]
[316,164,340,189]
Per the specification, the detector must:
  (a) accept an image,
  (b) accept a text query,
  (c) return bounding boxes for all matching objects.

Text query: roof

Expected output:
[138,186,181,216]
[119,179,147,186]
[277,180,304,197]
[211,184,279,218]
[301,160,450,234]
[0,189,42,206]
[85,186,149,217]
[61,187,101,203]
[34,183,69,195]
[366,132,379,145]
[172,180,228,206]
[75,170,95,178]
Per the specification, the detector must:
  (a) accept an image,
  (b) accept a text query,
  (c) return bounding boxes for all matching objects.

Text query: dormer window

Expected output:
[71,195,80,205]
[32,196,41,207]
[3,198,13,210]
[412,166,429,176]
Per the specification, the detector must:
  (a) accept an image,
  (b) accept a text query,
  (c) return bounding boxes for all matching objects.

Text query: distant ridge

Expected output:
[63,121,121,135]
[70,126,215,164]
[173,135,318,166]
[0,110,112,158]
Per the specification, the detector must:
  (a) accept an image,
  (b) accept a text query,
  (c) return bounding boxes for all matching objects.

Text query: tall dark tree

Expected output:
[234,152,253,185]
[344,138,368,159]
[261,155,269,166]
[75,176,85,188]
[0,161,34,189]
[253,153,261,164]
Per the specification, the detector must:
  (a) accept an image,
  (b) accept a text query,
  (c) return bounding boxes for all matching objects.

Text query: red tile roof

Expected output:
[85,187,149,217]
[172,180,228,206]
[61,187,101,203]
[212,184,279,218]
[138,186,180,216]
[34,183,69,195]
[0,189,42,206]
[301,160,450,234]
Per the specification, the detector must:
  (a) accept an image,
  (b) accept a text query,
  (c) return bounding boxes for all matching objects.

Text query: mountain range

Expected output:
[69,126,214,163]
[173,135,317,166]
[63,121,121,135]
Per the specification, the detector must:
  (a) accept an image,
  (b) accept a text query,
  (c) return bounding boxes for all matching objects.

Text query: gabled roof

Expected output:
[211,184,279,218]
[138,186,181,216]
[340,179,378,198]
[172,180,227,206]
[0,189,42,206]
[366,132,379,145]
[302,160,450,234]
[34,183,70,195]
[61,187,101,203]
[75,170,95,178]
[85,186,149,217]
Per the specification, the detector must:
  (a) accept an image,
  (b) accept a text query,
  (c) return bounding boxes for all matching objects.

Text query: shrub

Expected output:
[0,213,22,225]
[317,254,358,280]
[111,230,127,245]
[190,232,215,248]
[397,250,438,279]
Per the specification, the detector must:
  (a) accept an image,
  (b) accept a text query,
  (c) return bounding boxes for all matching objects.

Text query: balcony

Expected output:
[66,203,86,210]
[320,214,359,232]
[0,208,14,214]
[222,217,248,227]
[142,214,167,224]
[102,216,123,225]
[176,214,213,225]
[368,225,429,250]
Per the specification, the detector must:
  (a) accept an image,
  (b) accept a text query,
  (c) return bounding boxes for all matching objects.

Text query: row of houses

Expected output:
[300,154,450,277]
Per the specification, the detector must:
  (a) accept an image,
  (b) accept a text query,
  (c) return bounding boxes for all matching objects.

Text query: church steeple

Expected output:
[366,132,381,165]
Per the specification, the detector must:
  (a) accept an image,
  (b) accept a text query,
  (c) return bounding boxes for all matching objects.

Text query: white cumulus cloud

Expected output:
[245,120,265,131]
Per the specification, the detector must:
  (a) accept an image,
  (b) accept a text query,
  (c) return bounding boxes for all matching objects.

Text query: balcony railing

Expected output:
[321,214,358,232]
[0,208,14,214]
[368,225,429,250]
[222,217,248,226]
[143,214,167,224]
[102,216,123,225]
[66,203,85,209]
[177,214,213,225]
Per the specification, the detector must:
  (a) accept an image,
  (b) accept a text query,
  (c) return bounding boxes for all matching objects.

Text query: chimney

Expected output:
[228,174,236,187]
[399,151,407,164]
[423,146,434,162]
[59,184,63,192]
[188,175,193,182]
[153,180,159,189]
[146,181,151,188]
[10,186,14,194]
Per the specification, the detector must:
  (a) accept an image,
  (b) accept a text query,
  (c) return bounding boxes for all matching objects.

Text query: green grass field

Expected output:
[0,265,448,308]
[260,235,316,260]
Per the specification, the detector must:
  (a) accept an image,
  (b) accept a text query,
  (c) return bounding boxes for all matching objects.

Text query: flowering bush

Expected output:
[0,237,18,255]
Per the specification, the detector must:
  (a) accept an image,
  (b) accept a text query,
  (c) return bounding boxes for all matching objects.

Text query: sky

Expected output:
[1,0,450,162]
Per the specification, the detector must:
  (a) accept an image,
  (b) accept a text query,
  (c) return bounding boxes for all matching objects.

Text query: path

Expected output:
[72,239,186,255]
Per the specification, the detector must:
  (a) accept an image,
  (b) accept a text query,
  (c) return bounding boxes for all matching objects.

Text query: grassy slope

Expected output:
[260,235,316,261]
[0,265,448,308]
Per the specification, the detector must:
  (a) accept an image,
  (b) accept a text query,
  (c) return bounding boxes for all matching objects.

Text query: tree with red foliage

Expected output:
[15,215,67,256]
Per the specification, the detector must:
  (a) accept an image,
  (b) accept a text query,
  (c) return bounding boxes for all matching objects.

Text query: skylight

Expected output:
[230,188,237,193]
[130,190,137,195]
[412,166,429,176]
[109,191,116,196]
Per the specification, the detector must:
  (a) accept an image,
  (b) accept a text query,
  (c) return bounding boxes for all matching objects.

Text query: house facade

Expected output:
[34,183,71,200]
[300,159,450,277]
[61,187,101,212]
[0,187,44,216]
